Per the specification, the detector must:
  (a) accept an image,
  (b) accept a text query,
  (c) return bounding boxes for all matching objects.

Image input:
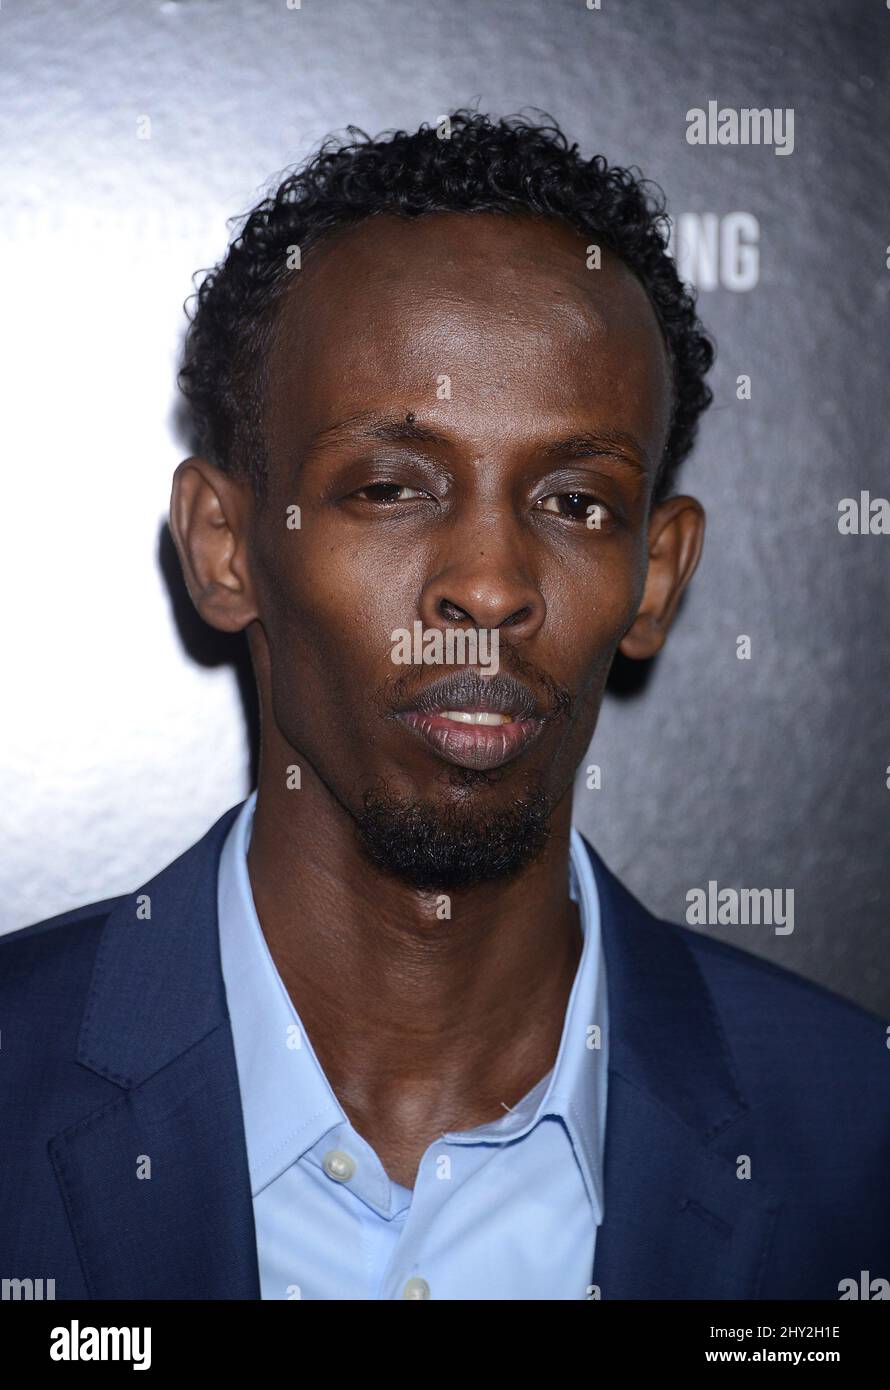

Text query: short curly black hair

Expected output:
[178,109,714,505]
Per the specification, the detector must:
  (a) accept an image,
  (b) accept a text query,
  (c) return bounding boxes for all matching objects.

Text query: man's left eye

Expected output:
[537,492,608,522]
[352,483,425,503]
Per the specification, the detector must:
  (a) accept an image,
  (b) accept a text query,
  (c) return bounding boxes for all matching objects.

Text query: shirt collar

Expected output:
[218,791,608,1219]
[218,792,343,1196]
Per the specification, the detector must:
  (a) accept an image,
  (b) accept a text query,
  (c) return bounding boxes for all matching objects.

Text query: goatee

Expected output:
[354,771,552,891]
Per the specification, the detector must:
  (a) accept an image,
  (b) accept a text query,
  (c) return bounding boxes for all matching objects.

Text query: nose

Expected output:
[418,519,546,641]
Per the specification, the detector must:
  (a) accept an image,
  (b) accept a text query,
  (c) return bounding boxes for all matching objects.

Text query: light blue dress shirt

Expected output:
[217,791,609,1300]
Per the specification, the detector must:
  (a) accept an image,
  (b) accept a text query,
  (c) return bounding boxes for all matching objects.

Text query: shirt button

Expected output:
[402,1277,431,1299]
[322,1148,356,1183]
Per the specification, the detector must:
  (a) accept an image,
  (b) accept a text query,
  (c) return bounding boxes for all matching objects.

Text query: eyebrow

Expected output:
[308,412,650,474]
[538,430,649,474]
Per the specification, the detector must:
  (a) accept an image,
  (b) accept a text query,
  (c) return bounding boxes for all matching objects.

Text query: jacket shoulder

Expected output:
[1,799,245,957]
[584,836,887,1082]
[0,896,125,1015]
[1,894,123,948]
[585,832,883,1032]
[665,913,885,1033]
[656,912,890,1133]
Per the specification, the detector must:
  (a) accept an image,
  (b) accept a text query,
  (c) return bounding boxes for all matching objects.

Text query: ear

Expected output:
[619,494,705,660]
[168,457,258,633]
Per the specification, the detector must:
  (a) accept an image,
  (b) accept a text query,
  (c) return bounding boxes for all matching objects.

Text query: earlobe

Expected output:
[619,609,666,662]
[618,494,706,662]
[168,456,258,633]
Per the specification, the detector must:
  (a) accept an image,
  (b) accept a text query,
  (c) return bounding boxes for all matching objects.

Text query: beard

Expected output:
[352,768,553,891]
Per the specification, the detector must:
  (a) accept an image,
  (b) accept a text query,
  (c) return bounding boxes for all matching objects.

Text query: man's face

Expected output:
[239,211,676,888]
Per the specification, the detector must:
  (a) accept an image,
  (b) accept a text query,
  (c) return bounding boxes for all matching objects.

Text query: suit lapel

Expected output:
[51,804,779,1300]
[585,841,781,1299]
[50,803,261,1299]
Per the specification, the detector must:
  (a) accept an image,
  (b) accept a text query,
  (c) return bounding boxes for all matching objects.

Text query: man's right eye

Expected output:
[350,483,425,503]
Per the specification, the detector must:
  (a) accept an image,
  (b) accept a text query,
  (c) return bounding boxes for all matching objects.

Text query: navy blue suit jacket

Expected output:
[2,801,888,1299]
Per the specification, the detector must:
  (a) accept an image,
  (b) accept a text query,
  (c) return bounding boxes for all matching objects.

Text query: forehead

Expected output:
[264,210,673,472]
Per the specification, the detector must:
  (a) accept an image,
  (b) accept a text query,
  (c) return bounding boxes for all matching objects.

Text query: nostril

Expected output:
[502,605,533,628]
[438,599,472,623]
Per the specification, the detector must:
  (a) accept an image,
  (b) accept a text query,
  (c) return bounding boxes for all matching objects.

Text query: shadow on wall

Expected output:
[157,512,665,792]
[158,522,261,788]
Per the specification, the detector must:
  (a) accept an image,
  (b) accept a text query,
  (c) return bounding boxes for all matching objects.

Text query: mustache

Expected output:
[385,652,574,724]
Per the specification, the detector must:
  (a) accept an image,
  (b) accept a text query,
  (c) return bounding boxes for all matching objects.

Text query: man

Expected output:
[2,111,887,1301]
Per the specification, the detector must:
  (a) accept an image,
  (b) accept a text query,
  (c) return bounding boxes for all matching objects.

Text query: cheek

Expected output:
[253,531,410,734]
[546,536,647,656]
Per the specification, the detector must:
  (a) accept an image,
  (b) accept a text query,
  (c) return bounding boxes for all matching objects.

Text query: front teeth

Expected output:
[440,710,513,725]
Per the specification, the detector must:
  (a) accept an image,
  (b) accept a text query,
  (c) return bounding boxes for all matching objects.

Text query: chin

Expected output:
[353,773,552,891]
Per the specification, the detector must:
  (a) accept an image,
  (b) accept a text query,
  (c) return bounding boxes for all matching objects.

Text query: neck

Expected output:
[245,738,582,1143]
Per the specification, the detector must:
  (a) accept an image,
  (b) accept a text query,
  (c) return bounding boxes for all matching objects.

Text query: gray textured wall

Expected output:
[1,0,887,1013]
